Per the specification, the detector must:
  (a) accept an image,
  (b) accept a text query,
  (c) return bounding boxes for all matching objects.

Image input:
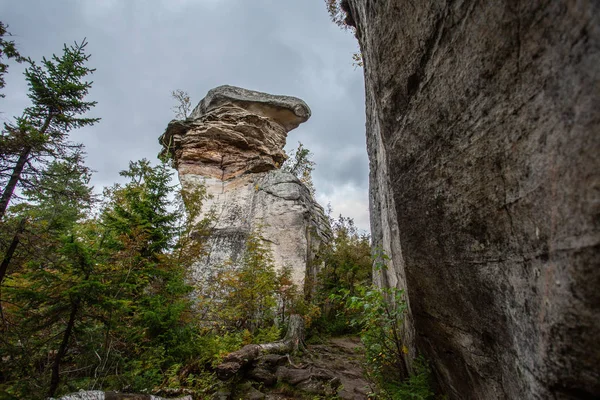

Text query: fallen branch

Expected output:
[216,314,306,380]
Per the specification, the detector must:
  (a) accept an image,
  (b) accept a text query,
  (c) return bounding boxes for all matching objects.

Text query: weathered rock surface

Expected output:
[160,86,329,287]
[161,86,309,181]
[346,0,600,399]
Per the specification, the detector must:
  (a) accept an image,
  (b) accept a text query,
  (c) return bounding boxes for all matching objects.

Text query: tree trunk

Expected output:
[0,217,26,285]
[0,147,31,221]
[0,115,53,222]
[48,298,79,398]
[216,314,305,380]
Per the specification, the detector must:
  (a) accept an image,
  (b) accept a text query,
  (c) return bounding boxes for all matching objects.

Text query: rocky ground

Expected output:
[56,337,371,400]
[224,336,371,400]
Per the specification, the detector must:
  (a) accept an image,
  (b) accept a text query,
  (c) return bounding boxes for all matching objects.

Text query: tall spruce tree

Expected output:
[0,159,212,398]
[0,151,91,286]
[0,39,98,220]
[0,156,95,398]
[96,160,198,391]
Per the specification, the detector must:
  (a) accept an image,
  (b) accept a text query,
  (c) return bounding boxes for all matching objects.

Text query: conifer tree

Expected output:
[0,155,95,398]
[0,159,213,398]
[0,152,91,286]
[0,39,98,220]
[0,21,24,99]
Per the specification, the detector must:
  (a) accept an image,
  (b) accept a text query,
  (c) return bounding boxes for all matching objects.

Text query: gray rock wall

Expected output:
[345,0,600,398]
[181,170,330,287]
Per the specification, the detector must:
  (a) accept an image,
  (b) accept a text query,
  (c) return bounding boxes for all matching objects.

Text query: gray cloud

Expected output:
[0,0,369,231]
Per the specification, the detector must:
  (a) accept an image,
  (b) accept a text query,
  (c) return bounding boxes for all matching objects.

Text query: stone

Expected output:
[160,86,330,288]
[55,391,192,400]
[189,85,311,131]
[185,169,330,286]
[276,366,340,396]
[345,0,600,399]
[237,383,266,400]
[211,389,231,400]
[249,354,289,385]
[160,85,310,181]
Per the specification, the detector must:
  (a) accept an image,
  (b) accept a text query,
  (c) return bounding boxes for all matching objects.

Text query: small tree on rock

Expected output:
[171,89,192,120]
[282,141,316,196]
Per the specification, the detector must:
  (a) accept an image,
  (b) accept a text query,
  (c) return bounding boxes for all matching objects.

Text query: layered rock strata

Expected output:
[345,1,600,399]
[160,85,330,287]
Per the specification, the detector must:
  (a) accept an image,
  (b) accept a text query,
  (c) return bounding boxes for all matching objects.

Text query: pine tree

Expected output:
[96,160,201,391]
[0,152,91,286]
[0,21,24,99]
[0,39,98,221]
[0,156,95,398]
[0,158,213,398]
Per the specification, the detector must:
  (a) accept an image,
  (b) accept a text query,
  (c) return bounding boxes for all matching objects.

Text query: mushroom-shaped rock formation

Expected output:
[160,85,330,287]
[161,85,311,181]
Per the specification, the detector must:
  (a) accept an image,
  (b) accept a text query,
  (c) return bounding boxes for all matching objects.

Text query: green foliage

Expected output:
[0,22,24,98]
[202,230,304,337]
[282,141,316,195]
[311,214,371,336]
[252,325,282,344]
[0,37,98,221]
[102,159,179,255]
[0,155,97,397]
[324,0,352,30]
[208,231,279,332]
[347,286,434,400]
[309,214,434,399]
[0,158,218,398]
[21,39,98,134]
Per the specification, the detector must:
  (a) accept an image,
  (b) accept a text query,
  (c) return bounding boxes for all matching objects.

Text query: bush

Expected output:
[347,286,434,400]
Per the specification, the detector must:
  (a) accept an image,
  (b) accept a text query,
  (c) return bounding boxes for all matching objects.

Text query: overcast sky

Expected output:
[0,0,369,231]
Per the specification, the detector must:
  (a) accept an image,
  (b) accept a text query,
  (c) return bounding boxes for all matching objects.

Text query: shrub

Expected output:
[347,286,434,400]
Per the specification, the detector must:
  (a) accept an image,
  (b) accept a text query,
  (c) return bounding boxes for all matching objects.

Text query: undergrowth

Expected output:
[346,285,435,400]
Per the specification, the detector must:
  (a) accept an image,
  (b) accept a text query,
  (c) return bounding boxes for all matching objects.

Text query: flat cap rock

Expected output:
[188,85,311,131]
[160,85,311,180]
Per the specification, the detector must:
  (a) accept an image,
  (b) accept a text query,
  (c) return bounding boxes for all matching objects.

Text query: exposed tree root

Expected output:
[216,314,306,380]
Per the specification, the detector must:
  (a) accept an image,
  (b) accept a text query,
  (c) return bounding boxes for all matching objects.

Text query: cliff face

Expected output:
[161,85,330,288]
[345,1,600,399]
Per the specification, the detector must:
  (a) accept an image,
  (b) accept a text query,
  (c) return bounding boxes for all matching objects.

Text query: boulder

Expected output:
[345,0,600,399]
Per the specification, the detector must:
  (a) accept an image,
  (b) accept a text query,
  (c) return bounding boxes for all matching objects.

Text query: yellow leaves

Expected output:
[402,345,409,355]
[241,329,253,345]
